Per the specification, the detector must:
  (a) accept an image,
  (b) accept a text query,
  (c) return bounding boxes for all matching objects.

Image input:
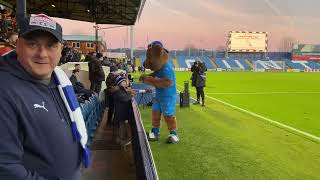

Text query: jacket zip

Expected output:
[49,87,71,126]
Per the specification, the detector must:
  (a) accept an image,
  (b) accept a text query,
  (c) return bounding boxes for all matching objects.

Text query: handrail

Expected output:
[131,99,159,180]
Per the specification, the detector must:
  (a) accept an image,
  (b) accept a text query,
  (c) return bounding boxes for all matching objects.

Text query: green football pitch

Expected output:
[139,72,320,180]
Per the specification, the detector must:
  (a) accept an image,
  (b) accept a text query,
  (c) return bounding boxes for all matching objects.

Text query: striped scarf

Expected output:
[53,67,90,168]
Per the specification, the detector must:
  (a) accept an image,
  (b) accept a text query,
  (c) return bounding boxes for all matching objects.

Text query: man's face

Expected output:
[119,80,127,88]
[8,34,18,46]
[74,71,80,79]
[16,31,62,80]
[75,65,81,71]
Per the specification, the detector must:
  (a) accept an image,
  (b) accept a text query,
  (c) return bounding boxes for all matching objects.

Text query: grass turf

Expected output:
[175,72,320,137]
[137,72,320,180]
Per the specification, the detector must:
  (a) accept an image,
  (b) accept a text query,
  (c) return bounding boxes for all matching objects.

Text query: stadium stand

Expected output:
[200,56,215,69]
[286,60,320,70]
[172,57,179,68]
[168,57,175,67]
[174,56,215,69]
[237,59,252,70]
[245,59,254,69]
[176,55,189,68]
[211,59,218,69]
[267,52,291,60]
[224,59,239,69]
[307,61,320,69]
[134,53,320,71]
[215,59,229,69]
[252,60,285,70]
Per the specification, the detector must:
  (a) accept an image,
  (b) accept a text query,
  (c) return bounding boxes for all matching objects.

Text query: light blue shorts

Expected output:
[152,96,176,116]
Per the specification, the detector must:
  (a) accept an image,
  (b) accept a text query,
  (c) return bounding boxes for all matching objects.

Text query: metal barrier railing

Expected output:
[130,100,159,180]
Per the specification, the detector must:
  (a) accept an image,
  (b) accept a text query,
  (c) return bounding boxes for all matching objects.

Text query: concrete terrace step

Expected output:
[82,109,136,180]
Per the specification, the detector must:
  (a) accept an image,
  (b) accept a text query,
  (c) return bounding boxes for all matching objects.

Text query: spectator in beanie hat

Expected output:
[113,75,135,146]
[116,75,126,86]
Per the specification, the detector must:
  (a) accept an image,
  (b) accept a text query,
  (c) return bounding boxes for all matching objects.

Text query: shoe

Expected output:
[167,134,179,144]
[147,131,160,141]
[193,101,200,105]
[202,104,205,107]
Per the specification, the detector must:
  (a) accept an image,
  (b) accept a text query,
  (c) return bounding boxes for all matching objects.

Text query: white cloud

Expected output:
[197,0,250,18]
[147,0,197,19]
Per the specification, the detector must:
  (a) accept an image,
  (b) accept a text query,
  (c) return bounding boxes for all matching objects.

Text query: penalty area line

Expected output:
[177,84,320,143]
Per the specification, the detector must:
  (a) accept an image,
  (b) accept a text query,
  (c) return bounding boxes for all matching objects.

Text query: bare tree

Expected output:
[184,43,198,56]
[279,36,296,52]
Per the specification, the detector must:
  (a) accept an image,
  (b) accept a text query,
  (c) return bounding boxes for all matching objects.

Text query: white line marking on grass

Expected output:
[206,92,320,95]
[177,84,320,143]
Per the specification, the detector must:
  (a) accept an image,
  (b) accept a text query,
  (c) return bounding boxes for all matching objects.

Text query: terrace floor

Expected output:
[82,109,136,180]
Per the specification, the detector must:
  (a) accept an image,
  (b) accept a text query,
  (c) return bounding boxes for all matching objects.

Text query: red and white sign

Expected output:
[292,55,320,61]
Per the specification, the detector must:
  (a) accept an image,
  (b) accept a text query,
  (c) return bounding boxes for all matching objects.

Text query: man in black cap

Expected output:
[0,14,85,179]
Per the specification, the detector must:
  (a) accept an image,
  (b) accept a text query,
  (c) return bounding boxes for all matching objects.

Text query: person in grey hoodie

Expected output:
[0,14,83,180]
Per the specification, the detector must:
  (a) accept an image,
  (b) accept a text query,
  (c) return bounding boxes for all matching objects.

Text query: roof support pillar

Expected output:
[16,0,26,28]
[95,24,99,53]
[130,25,134,60]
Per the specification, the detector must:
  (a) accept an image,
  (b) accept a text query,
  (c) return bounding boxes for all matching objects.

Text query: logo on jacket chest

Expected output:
[33,101,48,112]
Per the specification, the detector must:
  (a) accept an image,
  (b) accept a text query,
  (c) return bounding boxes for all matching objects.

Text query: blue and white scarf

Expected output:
[53,67,90,168]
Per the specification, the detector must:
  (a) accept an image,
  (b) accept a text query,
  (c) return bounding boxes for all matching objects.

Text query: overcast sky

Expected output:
[55,0,320,51]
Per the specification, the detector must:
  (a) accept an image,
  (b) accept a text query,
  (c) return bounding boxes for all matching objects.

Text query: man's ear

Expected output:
[60,43,64,51]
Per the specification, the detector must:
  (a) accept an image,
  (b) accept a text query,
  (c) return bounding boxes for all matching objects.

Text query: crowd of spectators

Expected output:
[59,44,82,64]
[0,8,18,56]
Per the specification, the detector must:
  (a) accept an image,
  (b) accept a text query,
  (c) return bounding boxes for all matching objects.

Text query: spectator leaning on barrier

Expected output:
[0,14,89,179]
[113,75,136,146]
[105,68,119,126]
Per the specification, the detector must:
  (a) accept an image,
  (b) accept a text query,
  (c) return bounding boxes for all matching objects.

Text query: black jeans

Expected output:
[196,86,205,105]
[107,93,115,125]
[90,81,102,94]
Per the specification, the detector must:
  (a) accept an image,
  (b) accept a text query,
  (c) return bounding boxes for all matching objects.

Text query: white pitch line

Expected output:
[177,84,320,143]
[205,92,320,95]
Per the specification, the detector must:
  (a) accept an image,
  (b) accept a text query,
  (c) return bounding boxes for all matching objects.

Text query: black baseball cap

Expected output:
[19,14,63,42]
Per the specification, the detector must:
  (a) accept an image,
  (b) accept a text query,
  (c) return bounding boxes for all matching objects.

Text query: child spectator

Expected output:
[113,75,136,146]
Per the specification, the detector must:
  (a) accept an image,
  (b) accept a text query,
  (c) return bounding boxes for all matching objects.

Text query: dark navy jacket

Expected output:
[0,51,82,180]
